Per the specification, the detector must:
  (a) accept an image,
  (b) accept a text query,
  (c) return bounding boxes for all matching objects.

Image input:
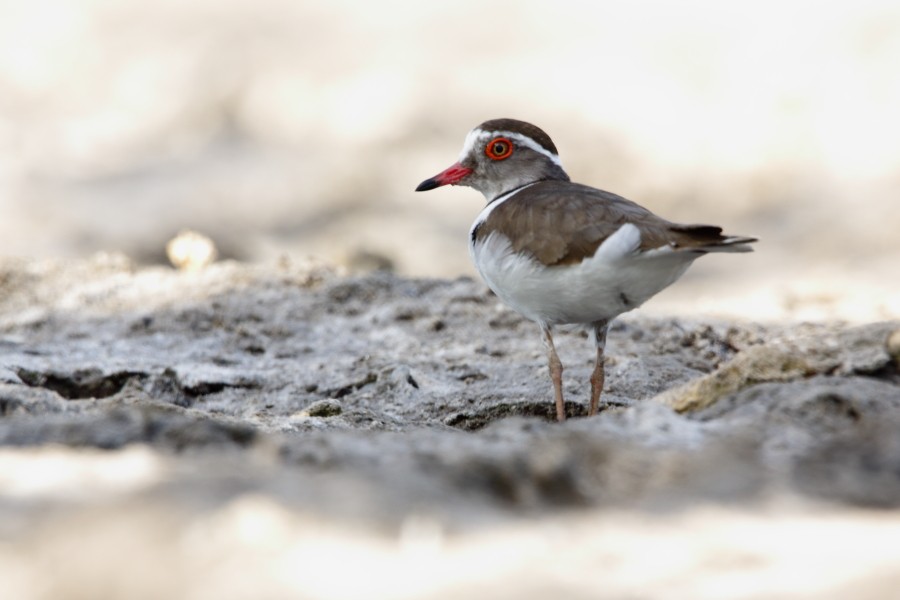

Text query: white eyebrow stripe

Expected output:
[459,128,562,167]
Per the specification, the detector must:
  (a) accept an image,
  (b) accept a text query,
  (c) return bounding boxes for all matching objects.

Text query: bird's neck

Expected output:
[487,165,570,203]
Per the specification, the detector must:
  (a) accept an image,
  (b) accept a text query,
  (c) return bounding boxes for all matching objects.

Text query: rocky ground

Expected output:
[1,254,899,599]
[2,2,899,597]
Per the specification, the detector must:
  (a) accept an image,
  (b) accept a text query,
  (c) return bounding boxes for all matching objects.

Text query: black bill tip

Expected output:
[415,178,440,192]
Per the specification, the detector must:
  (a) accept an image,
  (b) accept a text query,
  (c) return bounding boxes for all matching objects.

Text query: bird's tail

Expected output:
[669,224,757,253]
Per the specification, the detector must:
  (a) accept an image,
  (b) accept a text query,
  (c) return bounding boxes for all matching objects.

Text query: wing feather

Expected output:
[477,181,756,266]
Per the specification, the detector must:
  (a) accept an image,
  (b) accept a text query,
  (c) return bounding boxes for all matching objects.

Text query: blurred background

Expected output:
[0,0,898,320]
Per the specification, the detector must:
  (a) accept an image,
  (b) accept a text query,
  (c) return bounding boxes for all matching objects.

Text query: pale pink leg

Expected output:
[541,325,566,421]
[589,321,609,416]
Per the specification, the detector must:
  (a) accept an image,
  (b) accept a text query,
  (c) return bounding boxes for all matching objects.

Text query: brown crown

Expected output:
[477,119,559,156]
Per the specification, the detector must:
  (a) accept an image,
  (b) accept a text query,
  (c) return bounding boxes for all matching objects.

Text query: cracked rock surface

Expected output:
[1,255,899,599]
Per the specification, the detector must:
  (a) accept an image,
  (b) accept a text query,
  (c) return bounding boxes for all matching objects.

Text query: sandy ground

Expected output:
[0,255,898,599]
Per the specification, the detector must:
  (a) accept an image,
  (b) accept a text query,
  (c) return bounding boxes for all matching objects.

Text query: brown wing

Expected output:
[478,181,755,266]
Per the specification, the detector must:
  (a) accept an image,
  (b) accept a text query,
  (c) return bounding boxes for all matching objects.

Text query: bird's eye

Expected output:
[485,137,513,160]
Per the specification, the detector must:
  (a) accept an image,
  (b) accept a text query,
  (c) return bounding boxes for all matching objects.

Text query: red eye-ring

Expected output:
[485,137,513,160]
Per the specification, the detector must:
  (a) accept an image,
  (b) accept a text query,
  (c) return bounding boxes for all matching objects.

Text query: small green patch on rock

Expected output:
[297,399,343,418]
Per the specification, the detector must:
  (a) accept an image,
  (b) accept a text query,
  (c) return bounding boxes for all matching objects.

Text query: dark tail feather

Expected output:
[669,224,757,253]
